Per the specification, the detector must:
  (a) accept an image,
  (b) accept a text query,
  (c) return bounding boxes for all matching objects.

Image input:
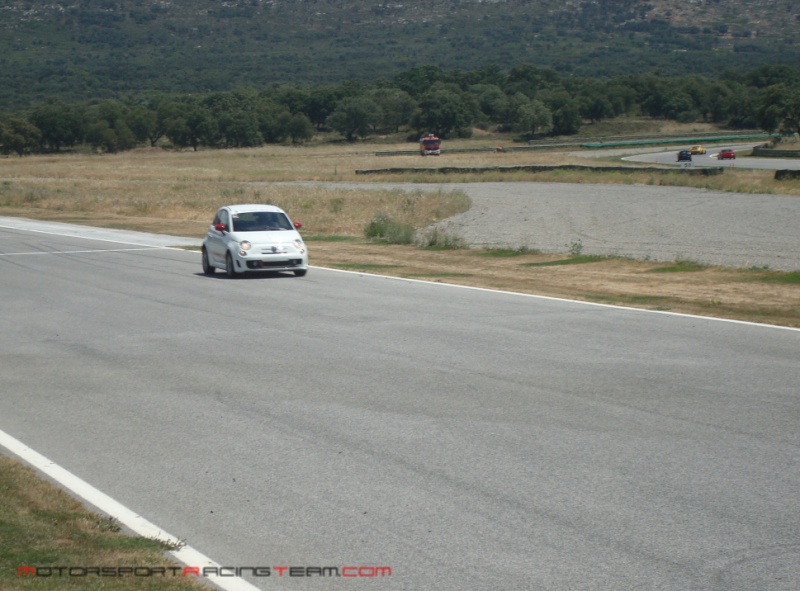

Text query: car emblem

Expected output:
[271,246,278,253]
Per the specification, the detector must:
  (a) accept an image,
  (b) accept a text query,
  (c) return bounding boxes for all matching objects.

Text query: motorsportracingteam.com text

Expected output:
[19,565,392,578]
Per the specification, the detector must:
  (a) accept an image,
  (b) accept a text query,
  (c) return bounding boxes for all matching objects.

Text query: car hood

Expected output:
[229,230,302,244]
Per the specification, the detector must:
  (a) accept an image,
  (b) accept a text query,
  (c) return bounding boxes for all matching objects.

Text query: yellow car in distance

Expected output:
[690,145,707,155]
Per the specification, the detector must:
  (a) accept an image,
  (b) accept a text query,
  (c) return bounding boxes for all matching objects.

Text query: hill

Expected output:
[1,0,799,108]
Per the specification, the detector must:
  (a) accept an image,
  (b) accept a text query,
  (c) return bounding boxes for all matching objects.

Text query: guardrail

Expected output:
[579,134,774,149]
[356,164,724,176]
[752,147,800,158]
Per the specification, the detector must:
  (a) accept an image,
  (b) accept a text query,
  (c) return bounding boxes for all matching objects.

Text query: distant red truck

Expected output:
[420,134,441,156]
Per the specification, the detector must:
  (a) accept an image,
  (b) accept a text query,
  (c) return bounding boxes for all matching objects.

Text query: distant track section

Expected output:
[375,131,777,156]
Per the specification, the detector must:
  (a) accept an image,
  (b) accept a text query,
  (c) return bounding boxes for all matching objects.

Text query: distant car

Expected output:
[677,150,692,162]
[718,148,736,160]
[690,145,706,155]
[201,204,308,278]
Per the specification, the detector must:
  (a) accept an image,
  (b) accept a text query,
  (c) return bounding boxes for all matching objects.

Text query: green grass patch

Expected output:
[330,263,403,271]
[590,294,674,308]
[477,247,542,257]
[648,260,708,273]
[0,455,203,590]
[745,270,800,284]
[305,234,360,242]
[403,273,475,278]
[522,255,609,267]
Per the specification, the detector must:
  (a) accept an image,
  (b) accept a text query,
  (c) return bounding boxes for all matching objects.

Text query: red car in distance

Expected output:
[718,148,736,160]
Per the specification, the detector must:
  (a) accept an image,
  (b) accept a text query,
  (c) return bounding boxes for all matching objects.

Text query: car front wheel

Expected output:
[202,248,215,275]
[225,252,238,279]
[294,269,307,277]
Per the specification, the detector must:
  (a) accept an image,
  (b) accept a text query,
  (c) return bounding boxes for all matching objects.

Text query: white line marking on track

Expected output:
[0,429,261,591]
[0,247,165,256]
[4,217,798,333]
[321,267,800,333]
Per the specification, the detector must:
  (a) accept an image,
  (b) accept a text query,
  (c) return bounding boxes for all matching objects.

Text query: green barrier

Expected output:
[580,135,773,148]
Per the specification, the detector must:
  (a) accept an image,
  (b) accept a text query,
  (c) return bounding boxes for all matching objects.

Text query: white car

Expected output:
[202,204,309,278]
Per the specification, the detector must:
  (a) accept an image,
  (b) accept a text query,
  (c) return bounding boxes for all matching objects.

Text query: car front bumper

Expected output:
[232,244,308,273]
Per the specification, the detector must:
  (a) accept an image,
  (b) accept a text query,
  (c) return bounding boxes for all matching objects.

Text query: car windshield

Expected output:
[231,211,293,231]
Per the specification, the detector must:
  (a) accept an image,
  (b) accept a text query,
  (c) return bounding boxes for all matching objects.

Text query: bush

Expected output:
[415,226,467,249]
[364,214,415,244]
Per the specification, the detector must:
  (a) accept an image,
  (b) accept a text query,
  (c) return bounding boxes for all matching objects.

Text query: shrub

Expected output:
[364,214,415,244]
[416,226,467,249]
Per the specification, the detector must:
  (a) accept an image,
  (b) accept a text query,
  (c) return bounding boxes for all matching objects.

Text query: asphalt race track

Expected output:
[620,143,800,171]
[1,220,798,591]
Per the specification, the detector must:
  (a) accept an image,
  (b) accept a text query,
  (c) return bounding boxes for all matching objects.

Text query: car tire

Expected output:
[294,269,307,277]
[225,252,238,279]
[202,248,215,275]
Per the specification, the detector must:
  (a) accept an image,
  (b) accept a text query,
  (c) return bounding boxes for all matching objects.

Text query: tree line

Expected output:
[1,64,798,156]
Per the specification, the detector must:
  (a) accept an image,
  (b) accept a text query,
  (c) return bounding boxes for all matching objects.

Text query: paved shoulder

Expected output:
[0,216,201,248]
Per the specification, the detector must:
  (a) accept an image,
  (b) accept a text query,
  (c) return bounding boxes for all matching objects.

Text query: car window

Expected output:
[228,211,293,231]
[219,210,230,228]
[231,212,256,231]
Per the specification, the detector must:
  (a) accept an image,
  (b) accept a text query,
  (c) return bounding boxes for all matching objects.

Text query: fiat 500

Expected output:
[202,204,308,278]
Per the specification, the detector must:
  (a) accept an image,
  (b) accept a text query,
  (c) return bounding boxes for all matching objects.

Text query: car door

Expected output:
[207,208,230,265]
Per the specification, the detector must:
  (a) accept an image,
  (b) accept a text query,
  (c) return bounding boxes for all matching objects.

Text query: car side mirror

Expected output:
[293,221,302,229]
[214,223,228,232]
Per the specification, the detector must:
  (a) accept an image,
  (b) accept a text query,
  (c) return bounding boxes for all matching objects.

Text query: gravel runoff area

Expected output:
[425,182,800,271]
[300,180,800,272]
[4,179,800,271]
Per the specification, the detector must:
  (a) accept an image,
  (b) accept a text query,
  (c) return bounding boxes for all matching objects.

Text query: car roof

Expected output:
[222,204,286,214]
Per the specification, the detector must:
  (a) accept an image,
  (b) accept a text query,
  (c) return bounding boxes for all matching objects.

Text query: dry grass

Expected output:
[309,242,800,328]
[1,140,799,328]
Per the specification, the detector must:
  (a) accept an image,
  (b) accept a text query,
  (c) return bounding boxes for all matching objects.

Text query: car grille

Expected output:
[246,259,302,269]
[260,246,287,254]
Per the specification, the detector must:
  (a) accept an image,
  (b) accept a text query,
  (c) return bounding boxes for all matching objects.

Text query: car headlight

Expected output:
[293,239,305,253]
[239,240,251,256]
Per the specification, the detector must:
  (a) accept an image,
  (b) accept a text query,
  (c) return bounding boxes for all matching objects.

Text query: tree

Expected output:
[29,102,86,151]
[85,100,139,152]
[756,84,800,135]
[85,119,137,153]
[326,97,382,142]
[540,90,582,135]
[755,85,788,133]
[164,103,218,150]
[305,87,340,130]
[392,66,448,98]
[551,102,582,135]
[781,89,800,135]
[411,88,478,138]
[218,111,262,148]
[126,105,160,146]
[470,84,508,124]
[0,117,41,156]
[516,99,553,137]
[287,113,314,144]
[504,64,561,98]
[369,88,417,132]
[579,90,614,123]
